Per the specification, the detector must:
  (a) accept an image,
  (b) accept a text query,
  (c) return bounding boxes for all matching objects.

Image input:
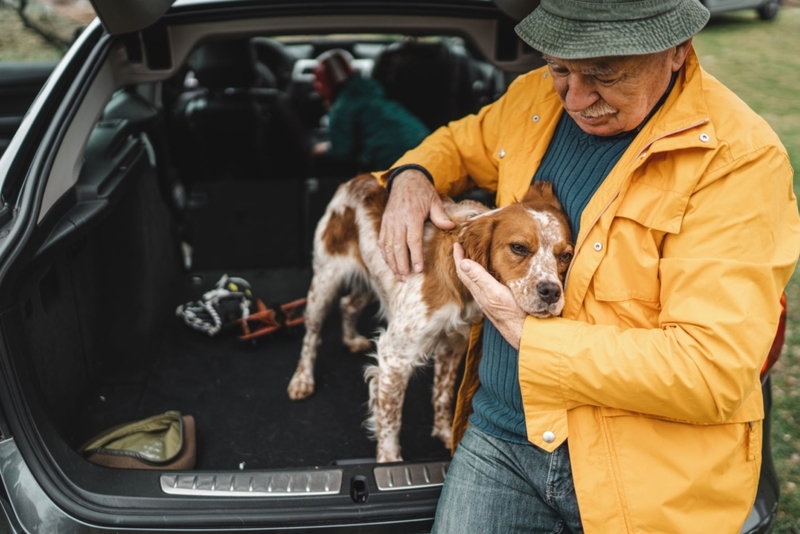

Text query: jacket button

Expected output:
[543,431,556,443]
[499,149,506,158]
[700,133,710,142]
[593,242,602,251]
[532,115,540,122]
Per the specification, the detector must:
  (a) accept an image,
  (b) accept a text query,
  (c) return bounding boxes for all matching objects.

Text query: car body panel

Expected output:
[0,440,83,534]
[701,0,781,19]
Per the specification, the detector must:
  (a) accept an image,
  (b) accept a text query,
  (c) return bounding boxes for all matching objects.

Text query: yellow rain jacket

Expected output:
[379,47,800,533]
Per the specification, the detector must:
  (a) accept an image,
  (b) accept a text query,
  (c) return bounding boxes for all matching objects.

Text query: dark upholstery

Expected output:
[371,40,475,131]
[171,38,309,183]
[189,38,258,90]
[251,37,296,91]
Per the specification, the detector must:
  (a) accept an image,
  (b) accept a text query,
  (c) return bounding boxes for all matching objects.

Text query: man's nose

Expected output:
[564,75,598,112]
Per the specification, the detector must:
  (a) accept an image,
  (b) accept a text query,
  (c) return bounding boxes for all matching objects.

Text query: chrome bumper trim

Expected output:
[374,461,449,491]
[160,469,343,497]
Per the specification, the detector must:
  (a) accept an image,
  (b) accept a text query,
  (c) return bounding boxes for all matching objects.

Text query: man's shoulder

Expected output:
[499,65,560,109]
[507,65,550,91]
[699,70,784,153]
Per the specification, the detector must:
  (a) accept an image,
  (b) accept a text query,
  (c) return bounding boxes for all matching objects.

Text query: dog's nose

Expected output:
[537,282,561,304]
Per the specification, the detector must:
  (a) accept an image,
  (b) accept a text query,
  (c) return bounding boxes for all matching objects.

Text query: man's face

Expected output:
[543,41,691,137]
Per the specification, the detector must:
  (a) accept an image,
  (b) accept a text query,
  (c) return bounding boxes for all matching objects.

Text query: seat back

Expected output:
[371,40,474,131]
[171,38,308,183]
[251,37,296,91]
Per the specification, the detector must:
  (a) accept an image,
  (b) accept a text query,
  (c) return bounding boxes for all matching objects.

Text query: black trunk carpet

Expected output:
[81,268,453,470]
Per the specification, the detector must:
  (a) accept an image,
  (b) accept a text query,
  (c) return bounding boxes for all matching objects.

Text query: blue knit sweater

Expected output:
[468,112,637,444]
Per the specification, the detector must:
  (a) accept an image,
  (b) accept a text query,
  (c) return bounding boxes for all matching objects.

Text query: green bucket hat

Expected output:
[515,0,710,59]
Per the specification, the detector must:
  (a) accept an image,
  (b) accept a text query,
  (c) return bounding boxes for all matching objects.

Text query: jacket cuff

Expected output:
[519,316,570,451]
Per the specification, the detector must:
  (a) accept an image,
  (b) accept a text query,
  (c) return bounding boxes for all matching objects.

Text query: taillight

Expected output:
[761,292,787,379]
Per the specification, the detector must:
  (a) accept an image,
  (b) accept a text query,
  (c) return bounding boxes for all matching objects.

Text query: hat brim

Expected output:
[515,0,710,59]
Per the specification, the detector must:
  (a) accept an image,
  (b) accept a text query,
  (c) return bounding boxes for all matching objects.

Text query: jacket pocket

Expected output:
[599,412,760,532]
[592,182,690,304]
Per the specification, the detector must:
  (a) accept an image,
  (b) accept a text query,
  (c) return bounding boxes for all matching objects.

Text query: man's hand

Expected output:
[453,243,527,350]
[379,169,454,281]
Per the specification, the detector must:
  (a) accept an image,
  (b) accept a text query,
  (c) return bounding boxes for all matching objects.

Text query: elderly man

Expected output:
[375,0,800,532]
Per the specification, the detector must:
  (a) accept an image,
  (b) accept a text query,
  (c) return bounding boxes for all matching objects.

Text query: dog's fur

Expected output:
[288,175,573,462]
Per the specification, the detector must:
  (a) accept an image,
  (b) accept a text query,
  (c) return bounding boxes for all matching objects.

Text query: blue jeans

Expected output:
[432,426,583,534]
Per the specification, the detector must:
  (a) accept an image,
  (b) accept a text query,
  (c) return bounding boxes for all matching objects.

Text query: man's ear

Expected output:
[672,38,692,71]
[459,215,495,271]
[523,181,562,211]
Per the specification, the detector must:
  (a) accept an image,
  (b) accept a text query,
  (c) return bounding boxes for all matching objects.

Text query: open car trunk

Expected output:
[20,181,453,471]
[1,89,455,530]
[13,91,456,470]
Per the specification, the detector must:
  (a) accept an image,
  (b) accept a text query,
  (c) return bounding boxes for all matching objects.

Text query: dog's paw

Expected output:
[344,335,372,353]
[287,374,315,400]
[376,446,403,463]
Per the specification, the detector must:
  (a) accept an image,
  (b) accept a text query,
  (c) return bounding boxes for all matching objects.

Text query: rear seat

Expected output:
[170,38,309,185]
[168,38,310,270]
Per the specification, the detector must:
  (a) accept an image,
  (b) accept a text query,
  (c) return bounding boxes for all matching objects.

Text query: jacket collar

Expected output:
[630,46,717,161]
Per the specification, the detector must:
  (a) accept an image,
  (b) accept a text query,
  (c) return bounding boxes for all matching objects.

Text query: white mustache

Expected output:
[578,101,618,118]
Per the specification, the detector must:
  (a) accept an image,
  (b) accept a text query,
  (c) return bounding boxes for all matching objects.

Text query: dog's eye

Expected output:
[559,252,574,264]
[510,243,528,256]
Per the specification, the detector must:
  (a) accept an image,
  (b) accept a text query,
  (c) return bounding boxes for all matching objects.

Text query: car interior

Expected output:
[6,11,545,505]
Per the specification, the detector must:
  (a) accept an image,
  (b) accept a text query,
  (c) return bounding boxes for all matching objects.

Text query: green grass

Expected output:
[694,8,800,533]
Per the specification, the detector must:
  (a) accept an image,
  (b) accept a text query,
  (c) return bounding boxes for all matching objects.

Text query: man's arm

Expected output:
[375,84,518,278]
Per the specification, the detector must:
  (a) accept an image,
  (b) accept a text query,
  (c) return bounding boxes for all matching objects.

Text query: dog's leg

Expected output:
[287,270,341,400]
[430,332,468,450]
[370,358,414,463]
[340,287,373,353]
[366,328,424,463]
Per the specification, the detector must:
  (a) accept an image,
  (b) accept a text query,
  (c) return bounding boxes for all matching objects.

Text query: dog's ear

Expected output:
[523,181,562,211]
[459,215,495,271]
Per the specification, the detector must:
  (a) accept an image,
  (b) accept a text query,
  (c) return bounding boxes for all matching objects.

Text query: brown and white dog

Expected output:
[287,175,573,462]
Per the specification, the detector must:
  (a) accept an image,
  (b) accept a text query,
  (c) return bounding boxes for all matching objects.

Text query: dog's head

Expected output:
[459,182,573,318]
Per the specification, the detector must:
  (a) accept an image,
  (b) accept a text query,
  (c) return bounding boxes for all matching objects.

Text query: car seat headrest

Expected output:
[189,39,257,90]
[372,39,470,130]
[251,37,296,90]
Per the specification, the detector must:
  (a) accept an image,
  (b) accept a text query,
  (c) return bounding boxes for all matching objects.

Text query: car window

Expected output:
[0,0,95,158]
[0,0,94,61]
